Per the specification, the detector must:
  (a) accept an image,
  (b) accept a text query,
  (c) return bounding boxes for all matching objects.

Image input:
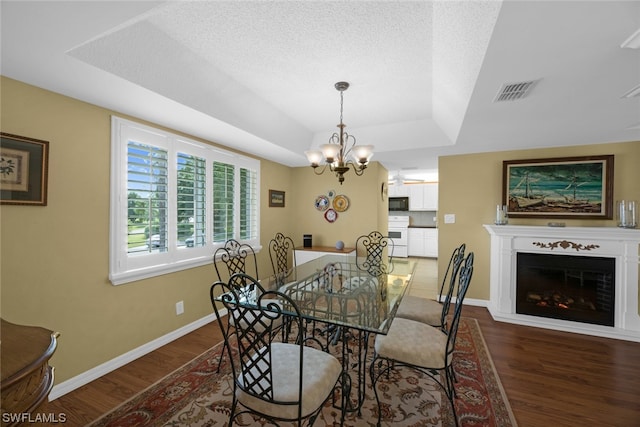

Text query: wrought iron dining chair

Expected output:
[355,231,395,277]
[210,274,346,426]
[369,252,474,427]
[213,239,260,372]
[269,232,297,288]
[214,239,259,282]
[395,243,466,330]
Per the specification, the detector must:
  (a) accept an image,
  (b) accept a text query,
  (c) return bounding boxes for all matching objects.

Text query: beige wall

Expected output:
[290,162,388,252]
[438,142,640,304]
[0,76,389,385]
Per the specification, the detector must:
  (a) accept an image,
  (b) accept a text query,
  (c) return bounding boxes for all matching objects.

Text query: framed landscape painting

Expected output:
[502,155,613,219]
[269,189,285,207]
[1,132,50,206]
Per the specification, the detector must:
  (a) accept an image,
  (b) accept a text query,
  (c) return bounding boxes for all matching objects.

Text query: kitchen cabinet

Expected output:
[407,228,438,258]
[425,228,438,257]
[408,183,438,211]
[388,184,409,197]
[407,228,423,256]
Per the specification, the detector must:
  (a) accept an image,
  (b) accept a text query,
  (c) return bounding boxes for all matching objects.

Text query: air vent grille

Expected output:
[494,80,538,102]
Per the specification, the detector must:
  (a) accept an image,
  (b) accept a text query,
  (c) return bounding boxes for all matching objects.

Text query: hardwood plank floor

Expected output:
[466,305,640,426]
[40,259,640,426]
[40,321,224,425]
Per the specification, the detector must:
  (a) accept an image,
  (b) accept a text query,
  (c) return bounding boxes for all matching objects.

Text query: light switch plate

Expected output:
[444,214,456,224]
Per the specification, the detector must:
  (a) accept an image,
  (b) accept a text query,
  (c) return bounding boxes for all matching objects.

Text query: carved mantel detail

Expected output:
[532,240,600,251]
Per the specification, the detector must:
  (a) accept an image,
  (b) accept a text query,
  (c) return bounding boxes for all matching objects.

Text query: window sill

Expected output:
[110,244,263,286]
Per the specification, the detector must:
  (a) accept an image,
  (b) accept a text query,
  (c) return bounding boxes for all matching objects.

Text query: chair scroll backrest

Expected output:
[269,233,296,285]
[439,243,467,327]
[444,252,474,365]
[214,239,259,282]
[210,274,306,412]
[356,231,395,277]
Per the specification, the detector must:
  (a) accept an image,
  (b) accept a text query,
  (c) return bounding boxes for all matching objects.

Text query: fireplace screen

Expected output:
[516,253,615,327]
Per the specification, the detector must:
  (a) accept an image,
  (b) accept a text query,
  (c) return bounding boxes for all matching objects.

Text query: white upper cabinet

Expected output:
[423,183,438,210]
[388,184,409,197]
[408,183,438,211]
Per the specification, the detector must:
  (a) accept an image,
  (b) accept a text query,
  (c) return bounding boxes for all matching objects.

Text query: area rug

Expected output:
[89,318,517,426]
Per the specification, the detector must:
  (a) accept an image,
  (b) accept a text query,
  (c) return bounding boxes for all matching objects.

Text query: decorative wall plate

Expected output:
[333,195,350,212]
[324,208,338,223]
[315,195,329,211]
[327,189,336,199]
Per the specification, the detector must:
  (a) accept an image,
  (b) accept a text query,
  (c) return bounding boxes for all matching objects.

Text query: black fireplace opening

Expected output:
[516,253,615,327]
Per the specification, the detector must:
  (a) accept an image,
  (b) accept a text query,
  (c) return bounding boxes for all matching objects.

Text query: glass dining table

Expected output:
[215,254,417,414]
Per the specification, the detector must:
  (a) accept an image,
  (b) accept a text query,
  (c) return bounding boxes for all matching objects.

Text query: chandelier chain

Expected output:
[339,90,344,126]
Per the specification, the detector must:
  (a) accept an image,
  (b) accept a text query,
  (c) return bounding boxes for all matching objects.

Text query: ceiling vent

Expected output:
[494,80,539,102]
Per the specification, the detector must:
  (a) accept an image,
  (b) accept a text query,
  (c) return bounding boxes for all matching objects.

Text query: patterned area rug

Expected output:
[89,318,517,426]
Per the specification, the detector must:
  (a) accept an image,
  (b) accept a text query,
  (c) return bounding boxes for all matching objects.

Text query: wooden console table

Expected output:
[1,319,58,426]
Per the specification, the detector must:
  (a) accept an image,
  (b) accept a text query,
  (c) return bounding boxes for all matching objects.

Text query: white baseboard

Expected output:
[462,298,489,307]
[49,298,490,401]
[49,313,217,401]
[443,296,488,308]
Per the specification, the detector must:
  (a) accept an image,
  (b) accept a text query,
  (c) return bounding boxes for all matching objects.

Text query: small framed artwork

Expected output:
[503,155,614,219]
[269,189,285,207]
[1,132,50,206]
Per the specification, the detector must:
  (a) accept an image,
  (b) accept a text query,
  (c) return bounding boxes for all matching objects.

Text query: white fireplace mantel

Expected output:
[484,225,640,342]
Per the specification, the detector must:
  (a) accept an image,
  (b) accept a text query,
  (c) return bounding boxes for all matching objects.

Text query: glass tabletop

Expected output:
[216,254,416,335]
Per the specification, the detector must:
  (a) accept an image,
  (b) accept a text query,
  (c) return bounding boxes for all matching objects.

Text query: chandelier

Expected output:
[305,82,374,185]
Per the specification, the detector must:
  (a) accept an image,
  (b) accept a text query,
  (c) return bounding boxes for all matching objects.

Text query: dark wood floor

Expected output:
[41,305,640,426]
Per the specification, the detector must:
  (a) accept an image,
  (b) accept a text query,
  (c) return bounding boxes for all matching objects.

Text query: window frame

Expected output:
[109,116,260,285]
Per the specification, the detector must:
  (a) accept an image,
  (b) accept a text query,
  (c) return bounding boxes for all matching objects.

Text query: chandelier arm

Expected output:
[311,163,329,176]
[346,160,366,176]
[341,133,357,159]
[328,132,341,146]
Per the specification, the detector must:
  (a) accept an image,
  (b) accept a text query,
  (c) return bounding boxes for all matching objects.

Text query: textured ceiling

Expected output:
[67,0,496,160]
[147,1,436,130]
[2,1,639,180]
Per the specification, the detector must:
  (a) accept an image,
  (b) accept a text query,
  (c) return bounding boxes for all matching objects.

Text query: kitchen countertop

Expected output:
[408,225,438,228]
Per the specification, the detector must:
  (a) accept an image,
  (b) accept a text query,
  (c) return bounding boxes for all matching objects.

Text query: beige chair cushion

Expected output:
[375,317,448,369]
[396,295,442,326]
[237,342,342,419]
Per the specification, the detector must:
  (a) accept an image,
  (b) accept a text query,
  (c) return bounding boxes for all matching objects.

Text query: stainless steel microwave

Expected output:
[389,197,409,211]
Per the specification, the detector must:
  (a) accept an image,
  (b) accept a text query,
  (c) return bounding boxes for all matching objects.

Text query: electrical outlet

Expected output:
[176,301,184,315]
[444,214,456,224]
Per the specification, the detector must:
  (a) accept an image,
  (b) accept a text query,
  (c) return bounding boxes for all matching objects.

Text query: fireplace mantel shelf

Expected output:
[483,224,640,342]
[484,224,640,240]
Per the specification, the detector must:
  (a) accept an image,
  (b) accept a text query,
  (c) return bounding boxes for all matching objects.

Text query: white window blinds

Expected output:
[127,141,169,254]
[110,117,260,285]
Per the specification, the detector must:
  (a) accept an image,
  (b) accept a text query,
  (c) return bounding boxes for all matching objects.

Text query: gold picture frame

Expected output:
[269,189,285,207]
[1,132,50,206]
[502,155,614,219]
